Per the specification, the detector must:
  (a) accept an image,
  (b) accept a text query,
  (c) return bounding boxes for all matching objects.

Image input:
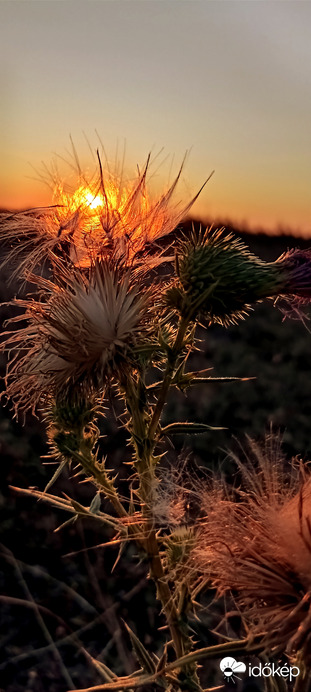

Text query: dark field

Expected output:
[1,225,311,691]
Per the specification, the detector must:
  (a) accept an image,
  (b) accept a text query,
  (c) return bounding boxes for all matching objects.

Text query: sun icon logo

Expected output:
[220,656,246,684]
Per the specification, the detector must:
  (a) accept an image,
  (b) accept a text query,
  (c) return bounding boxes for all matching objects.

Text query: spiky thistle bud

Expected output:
[45,390,99,460]
[169,227,311,326]
[51,391,96,432]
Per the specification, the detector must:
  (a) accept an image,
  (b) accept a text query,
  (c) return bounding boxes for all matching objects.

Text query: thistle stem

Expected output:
[74,449,129,520]
[121,377,187,660]
[70,638,265,692]
[121,326,202,689]
[148,316,190,441]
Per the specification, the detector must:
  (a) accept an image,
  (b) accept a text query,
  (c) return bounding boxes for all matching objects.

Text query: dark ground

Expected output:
[0,222,310,691]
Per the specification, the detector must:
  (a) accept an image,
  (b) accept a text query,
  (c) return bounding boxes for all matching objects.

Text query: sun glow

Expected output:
[19,152,198,272]
[57,182,131,222]
[81,189,104,210]
[0,151,201,280]
[69,186,105,212]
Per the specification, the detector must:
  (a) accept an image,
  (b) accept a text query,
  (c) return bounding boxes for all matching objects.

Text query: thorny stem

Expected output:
[52,405,130,522]
[71,637,265,692]
[148,316,190,441]
[122,376,187,661]
[74,448,129,520]
[121,316,201,688]
[54,315,198,687]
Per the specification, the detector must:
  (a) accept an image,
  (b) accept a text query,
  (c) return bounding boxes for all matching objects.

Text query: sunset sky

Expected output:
[1,0,310,235]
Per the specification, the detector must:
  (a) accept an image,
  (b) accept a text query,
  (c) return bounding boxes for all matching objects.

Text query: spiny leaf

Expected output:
[156,645,169,685]
[54,515,78,533]
[66,497,122,531]
[89,491,101,514]
[172,370,254,390]
[89,657,117,682]
[177,672,203,692]
[89,659,138,691]
[123,621,156,674]
[190,375,255,383]
[111,539,126,573]
[43,458,68,494]
[161,422,226,436]
[70,498,90,515]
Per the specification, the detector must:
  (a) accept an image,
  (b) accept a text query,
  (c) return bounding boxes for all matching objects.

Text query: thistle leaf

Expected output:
[89,657,117,682]
[43,458,68,494]
[190,375,255,383]
[155,647,169,689]
[123,621,156,674]
[70,498,90,514]
[156,645,168,674]
[172,368,254,390]
[89,491,101,514]
[161,422,226,436]
[54,515,78,532]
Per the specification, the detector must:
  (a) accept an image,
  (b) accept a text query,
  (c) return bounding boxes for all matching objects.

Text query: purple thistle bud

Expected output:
[274,248,311,298]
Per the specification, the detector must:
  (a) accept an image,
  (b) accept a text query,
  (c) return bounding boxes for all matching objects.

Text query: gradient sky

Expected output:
[1,0,310,235]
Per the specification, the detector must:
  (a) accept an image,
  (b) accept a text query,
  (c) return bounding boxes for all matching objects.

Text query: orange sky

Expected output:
[1,1,310,236]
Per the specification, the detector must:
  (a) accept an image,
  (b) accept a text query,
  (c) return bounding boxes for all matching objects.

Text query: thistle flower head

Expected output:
[1,149,204,278]
[194,436,311,661]
[170,228,311,326]
[1,260,154,414]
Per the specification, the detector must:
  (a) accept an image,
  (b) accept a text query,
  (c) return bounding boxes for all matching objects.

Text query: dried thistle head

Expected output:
[1,149,204,279]
[194,435,311,662]
[1,260,155,415]
[168,227,311,326]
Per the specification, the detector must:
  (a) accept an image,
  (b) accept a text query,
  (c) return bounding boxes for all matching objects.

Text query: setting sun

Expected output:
[81,189,104,210]
[59,185,105,216]
[57,181,129,225]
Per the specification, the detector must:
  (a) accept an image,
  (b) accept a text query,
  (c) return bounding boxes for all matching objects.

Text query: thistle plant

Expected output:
[1,148,311,692]
[191,436,311,688]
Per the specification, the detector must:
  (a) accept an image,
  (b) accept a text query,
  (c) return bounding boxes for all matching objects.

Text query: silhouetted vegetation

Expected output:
[1,222,310,691]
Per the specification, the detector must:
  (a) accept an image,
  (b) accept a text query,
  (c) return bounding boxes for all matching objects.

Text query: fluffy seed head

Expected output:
[194,436,311,661]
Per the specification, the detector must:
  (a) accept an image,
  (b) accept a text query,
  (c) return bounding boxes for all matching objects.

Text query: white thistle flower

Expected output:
[1,261,154,414]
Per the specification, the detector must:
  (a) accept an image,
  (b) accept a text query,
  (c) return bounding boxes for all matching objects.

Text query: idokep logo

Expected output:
[219,657,300,684]
[219,657,246,683]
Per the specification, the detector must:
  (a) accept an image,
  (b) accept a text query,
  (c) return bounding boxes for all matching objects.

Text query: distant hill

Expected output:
[1,207,309,257]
